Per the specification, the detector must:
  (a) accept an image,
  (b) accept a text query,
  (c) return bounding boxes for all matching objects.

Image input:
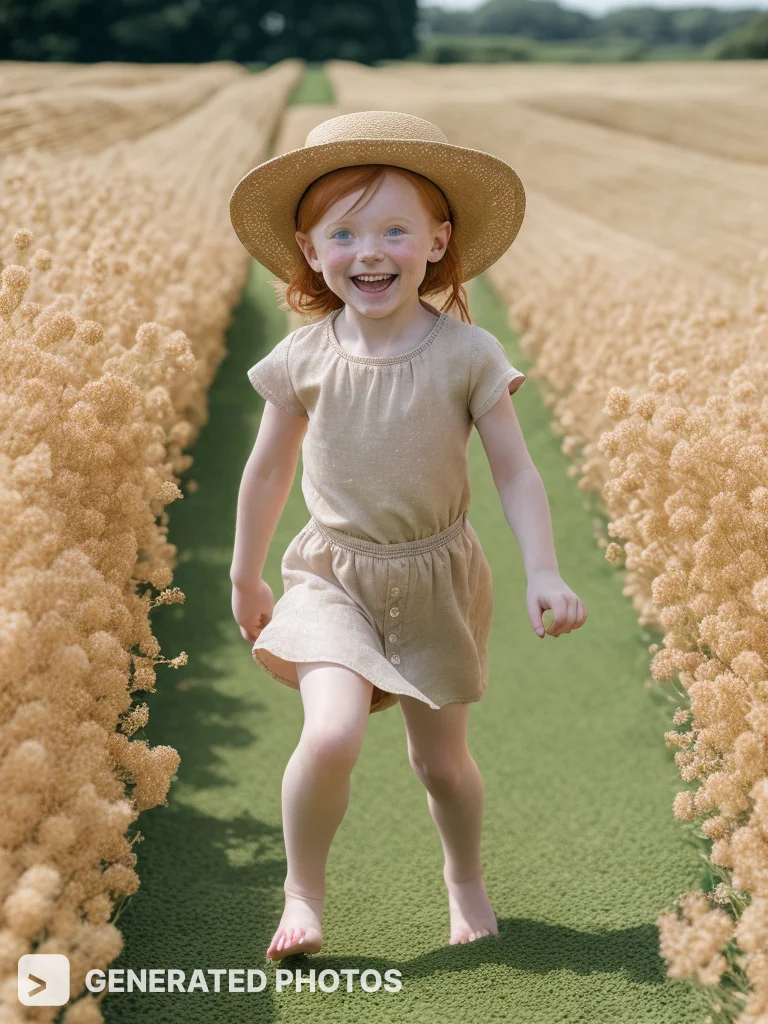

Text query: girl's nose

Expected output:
[356,239,383,260]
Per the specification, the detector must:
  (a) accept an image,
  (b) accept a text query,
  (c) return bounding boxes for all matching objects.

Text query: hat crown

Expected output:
[305,110,449,149]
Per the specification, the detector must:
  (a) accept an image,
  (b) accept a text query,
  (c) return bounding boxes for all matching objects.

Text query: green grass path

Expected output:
[101,260,709,1023]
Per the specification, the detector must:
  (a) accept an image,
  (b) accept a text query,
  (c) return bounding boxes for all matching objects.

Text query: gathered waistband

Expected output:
[308,510,468,558]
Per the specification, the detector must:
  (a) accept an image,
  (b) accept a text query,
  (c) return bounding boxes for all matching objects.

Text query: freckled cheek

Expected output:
[321,251,351,277]
[392,243,424,273]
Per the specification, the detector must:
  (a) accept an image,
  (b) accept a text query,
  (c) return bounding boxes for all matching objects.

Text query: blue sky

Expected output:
[420,0,768,15]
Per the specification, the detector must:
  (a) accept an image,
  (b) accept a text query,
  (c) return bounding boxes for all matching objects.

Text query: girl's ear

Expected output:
[295,231,321,273]
[428,220,451,263]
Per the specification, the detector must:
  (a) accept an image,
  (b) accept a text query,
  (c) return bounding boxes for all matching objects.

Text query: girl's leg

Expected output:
[399,695,498,945]
[267,661,372,961]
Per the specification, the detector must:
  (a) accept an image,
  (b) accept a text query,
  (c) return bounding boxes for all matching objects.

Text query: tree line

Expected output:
[0,0,764,64]
[420,0,762,48]
[0,0,416,64]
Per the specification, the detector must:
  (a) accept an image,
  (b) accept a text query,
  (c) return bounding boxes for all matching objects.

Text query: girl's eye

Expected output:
[331,228,403,239]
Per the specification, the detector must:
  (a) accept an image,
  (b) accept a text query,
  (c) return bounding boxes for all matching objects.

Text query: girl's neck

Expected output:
[333,296,439,359]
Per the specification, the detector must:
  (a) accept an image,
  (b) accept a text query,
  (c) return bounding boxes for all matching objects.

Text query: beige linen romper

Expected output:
[246,298,526,715]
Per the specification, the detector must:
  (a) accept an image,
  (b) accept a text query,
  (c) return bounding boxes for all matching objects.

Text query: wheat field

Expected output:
[1,58,767,1023]
[0,57,304,1023]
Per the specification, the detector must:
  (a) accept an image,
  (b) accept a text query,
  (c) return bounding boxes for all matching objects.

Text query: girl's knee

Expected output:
[300,725,362,774]
[409,754,465,796]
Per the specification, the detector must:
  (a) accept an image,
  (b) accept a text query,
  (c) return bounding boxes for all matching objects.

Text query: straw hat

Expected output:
[229,110,526,285]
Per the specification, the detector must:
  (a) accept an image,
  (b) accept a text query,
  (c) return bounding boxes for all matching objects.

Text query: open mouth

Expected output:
[351,274,398,294]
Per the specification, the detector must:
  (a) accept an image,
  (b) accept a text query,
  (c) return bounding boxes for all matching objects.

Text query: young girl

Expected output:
[229,110,587,962]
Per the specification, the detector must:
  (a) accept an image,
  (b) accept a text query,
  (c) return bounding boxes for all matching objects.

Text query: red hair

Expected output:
[271,164,471,324]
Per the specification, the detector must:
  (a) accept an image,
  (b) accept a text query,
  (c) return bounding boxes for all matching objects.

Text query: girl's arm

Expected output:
[230,402,307,590]
[474,394,587,637]
[474,395,556,577]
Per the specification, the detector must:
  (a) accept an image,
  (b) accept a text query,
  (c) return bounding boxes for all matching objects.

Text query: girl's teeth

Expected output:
[354,274,396,292]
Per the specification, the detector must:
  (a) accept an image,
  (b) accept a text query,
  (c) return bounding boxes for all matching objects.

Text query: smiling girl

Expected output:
[229,111,587,963]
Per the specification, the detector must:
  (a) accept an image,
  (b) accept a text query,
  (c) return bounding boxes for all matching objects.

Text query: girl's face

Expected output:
[295,171,451,318]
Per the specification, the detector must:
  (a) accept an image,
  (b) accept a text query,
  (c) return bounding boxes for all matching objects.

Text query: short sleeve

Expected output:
[246,333,307,418]
[468,326,526,422]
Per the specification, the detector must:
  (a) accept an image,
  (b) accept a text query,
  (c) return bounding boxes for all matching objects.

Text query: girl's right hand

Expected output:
[232,578,275,644]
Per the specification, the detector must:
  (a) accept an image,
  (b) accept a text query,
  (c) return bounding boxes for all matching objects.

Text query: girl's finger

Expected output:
[565,596,579,633]
[540,608,554,635]
[549,595,568,635]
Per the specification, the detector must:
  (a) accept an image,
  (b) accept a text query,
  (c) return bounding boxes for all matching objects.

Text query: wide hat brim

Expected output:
[229,136,526,285]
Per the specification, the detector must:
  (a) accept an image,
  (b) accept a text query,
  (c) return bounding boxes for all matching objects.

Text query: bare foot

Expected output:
[443,865,499,945]
[266,890,324,961]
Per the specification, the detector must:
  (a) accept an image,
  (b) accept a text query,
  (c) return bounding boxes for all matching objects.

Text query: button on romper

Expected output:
[245,298,526,715]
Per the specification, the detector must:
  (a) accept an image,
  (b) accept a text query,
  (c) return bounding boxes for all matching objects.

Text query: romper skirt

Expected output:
[252,510,495,715]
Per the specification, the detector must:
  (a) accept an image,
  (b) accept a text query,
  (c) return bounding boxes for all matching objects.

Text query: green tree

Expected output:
[707,9,768,56]
[0,0,417,63]
[474,0,594,40]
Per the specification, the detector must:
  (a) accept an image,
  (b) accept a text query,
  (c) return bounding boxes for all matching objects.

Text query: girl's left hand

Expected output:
[526,570,588,639]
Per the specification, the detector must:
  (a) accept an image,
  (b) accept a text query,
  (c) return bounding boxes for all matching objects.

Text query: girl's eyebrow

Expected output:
[326,215,414,229]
